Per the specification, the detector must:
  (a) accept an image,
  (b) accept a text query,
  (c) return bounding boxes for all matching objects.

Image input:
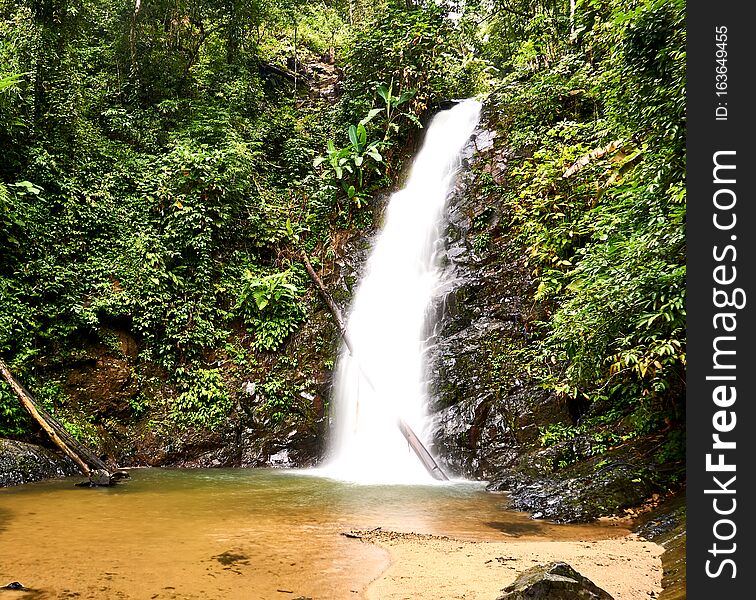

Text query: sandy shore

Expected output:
[352,529,664,600]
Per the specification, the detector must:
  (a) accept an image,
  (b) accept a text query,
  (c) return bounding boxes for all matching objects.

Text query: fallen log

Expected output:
[302,253,353,354]
[0,359,126,485]
[0,359,91,476]
[301,253,448,481]
[258,60,297,83]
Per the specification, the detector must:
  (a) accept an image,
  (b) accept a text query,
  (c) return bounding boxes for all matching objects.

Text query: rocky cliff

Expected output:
[425,104,674,522]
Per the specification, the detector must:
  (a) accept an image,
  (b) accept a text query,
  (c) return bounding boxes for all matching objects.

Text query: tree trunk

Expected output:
[293,23,298,100]
[570,0,576,37]
[130,0,142,73]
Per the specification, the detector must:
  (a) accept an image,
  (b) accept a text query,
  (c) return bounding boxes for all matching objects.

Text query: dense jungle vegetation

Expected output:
[0,0,685,477]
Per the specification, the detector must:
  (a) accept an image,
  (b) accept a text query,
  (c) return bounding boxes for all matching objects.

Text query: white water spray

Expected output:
[318,99,482,484]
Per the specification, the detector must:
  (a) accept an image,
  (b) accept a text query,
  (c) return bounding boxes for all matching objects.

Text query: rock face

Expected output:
[0,439,79,487]
[423,103,669,522]
[496,562,614,600]
[426,108,565,480]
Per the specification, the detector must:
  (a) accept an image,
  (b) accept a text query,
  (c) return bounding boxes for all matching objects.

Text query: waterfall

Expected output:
[318,99,482,485]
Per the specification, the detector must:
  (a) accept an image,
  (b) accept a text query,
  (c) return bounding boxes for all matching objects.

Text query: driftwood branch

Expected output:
[301,253,448,481]
[563,139,624,178]
[302,253,352,354]
[397,418,449,481]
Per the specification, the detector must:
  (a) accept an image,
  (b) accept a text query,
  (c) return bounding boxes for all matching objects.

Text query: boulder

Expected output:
[497,562,613,600]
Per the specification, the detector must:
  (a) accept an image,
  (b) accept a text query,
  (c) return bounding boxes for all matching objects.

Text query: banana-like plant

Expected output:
[376,81,421,140]
[313,82,421,207]
[313,110,384,206]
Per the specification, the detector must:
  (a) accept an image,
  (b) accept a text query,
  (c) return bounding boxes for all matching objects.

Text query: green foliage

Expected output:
[375,82,421,140]
[172,367,232,430]
[493,0,685,442]
[0,72,25,92]
[235,268,306,352]
[0,0,341,436]
[128,394,150,420]
[313,106,385,207]
[340,2,473,123]
[0,0,686,453]
[58,416,99,446]
[0,381,30,437]
[472,232,491,254]
[538,408,640,470]
[312,81,423,219]
[256,376,297,424]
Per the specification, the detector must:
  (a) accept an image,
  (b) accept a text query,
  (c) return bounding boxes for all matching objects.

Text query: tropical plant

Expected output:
[235,269,306,352]
[173,367,232,430]
[313,110,384,206]
[375,81,420,140]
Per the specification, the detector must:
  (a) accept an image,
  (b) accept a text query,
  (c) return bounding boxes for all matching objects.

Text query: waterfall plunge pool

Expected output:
[0,468,631,599]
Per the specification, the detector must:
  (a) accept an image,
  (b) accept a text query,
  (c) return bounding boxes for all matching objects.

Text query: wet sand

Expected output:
[356,529,664,600]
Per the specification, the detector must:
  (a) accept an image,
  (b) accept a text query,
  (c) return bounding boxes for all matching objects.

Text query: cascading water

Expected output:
[318,99,482,485]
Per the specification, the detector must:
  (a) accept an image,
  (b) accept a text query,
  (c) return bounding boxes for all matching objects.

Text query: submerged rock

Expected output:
[0,439,80,487]
[496,562,614,600]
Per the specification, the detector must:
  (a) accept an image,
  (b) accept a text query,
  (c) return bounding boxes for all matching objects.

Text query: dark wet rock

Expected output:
[74,468,130,488]
[239,416,325,469]
[486,439,664,522]
[424,104,674,523]
[63,349,141,420]
[320,46,335,64]
[0,439,80,487]
[426,114,550,482]
[1,581,27,590]
[496,562,613,600]
[303,60,343,103]
[124,417,242,468]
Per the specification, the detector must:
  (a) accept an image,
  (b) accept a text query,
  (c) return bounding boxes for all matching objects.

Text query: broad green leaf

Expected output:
[376,84,389,102]
[356,123,367,147]
[366,147,383,163]
[12,181,42,195]
[397,89,416,105]
[359,108,383,126]
[348,125,359,149]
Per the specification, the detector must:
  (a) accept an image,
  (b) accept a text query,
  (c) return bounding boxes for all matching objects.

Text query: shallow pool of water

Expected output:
[0,468,629,599]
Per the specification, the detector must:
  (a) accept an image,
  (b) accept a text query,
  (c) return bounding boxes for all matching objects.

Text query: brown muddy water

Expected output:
[0,468,630,599]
